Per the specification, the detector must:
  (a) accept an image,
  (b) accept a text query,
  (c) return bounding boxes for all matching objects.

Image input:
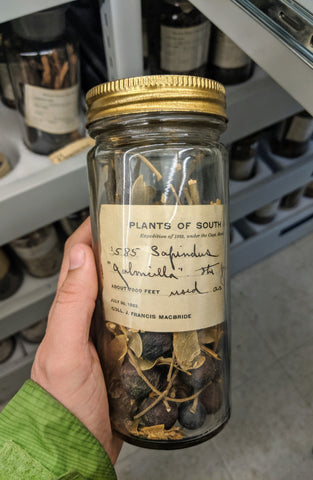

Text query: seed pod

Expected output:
[120,359,160,399]
[178,400,206,430]
[141,332,173,361]
[140,398,178,429]
[199,382,223,414]
[180,356,217,390]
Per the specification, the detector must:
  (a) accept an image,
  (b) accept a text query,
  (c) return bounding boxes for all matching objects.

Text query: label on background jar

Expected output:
[0,249,10,280]
[24,84,80,134]
[285,115,313,142]
[0,63,15,101]
[11,229,59,261]
[212,30,250,69]
[161,22,211,72]
[100,204,225,332]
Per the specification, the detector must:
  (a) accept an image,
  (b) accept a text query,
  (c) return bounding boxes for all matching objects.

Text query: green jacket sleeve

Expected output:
[0,380,117,480]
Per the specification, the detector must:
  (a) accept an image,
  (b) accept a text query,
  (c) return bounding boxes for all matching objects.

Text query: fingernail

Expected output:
[69,245,85,270]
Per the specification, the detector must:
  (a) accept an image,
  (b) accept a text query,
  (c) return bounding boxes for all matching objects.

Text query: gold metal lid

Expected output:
[86,75,227,125]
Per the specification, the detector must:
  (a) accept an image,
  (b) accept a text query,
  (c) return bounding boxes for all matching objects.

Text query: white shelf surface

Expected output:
[0,0,75,23]
[192,0,313,116]
[0,68,301,246]
[0,272,58,341]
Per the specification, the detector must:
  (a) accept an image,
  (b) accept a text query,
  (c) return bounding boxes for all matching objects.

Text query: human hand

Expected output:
[31,218,122,464]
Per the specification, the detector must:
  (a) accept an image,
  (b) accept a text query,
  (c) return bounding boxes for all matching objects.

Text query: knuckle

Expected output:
[55,281,81,306]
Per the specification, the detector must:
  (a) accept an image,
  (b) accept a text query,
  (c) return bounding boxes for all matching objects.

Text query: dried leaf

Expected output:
[106,322,121,335]
[198,327,217,345]
[110,335,128,366]
[131,175,156,205]
[134,357,158,371]
[190,354,206,370]
[138,424,184,440]
[173,331,201,370]
[201,344,221,361]
[128,332,143,358]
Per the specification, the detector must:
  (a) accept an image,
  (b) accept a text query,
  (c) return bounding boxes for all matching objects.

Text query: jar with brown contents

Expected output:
[6,6,83,155]
[86,75,230,449]
[0,247,23,300]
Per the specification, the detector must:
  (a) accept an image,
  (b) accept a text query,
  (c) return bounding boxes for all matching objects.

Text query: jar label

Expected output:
[161,22,211,72]
[0,249,10,280]
[24,84,80,135]
[99,204,225,332]
[0,63,14,101]
[285,115,313,142]
[212,30,250,69]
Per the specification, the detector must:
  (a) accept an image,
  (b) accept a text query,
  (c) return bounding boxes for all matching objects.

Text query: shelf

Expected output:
[0,272,58,341]
[0,67,301,246]
[191,0,313,116]
[0,104,89,246]
[229,140,313,222]
[232,196,313,275]
[0,0,75,23]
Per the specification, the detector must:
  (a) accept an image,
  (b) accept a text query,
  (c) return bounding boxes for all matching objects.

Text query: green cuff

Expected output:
[0,380,116,480]
[0,440,54,480]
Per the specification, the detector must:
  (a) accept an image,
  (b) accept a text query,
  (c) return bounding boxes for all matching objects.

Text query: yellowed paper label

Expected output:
[100,204,225,332]
[49,137,95,164]
[25,84,80,134]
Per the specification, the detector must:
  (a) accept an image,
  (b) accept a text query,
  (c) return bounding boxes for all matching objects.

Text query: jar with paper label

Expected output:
[0,247,23,300]
[210,27,254,85]
[6,6,83,155]
[280,186,305,209]
[0,26,15,109]
[229,132,259,181]
[304,180,313,198]
[21,318,47,343]
[270,111,313,158]
[247,199,280,224]
[0,336,15,364]
[9,225,62,278]
[86,75,230,449]
[59,207,89,237]
[158,0,211,76]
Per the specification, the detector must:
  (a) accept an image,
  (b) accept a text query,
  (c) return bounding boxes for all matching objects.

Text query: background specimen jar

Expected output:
[86,75,231,449]
[6,6,83,155]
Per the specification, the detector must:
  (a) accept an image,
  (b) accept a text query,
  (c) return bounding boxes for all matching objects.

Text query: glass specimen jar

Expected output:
[0,152,12,178]
[270,111,313,158]
[0,247,23,300]
[159,0,211,76]
[247,200,280,224]
[9,225,62,278]
[0,28,15,109]
[280,186,305,209]
[20,318,47,343]
[229,132,259,181]
[6,6,83,155]
[0,336,15,363]
[210,27,254,85]
[59,207,89,237]
[86,75,230,449]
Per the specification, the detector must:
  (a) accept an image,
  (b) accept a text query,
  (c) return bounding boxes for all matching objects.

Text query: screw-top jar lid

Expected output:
[86,75,227,126]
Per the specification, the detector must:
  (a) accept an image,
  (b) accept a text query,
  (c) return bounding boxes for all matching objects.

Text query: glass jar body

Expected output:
[210,27,254,85]
[270,111,313,158]
[0,247,23,300]
[87,112,230,449]
[9,225,62,278]
[6,30,83,155]
[158,0,211,76]
[229,133,259,181]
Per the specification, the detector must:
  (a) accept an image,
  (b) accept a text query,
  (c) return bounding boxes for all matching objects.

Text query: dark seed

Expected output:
[180,356,217,390]
[120,360,160,400]
[141,332,173,361]
[140,397,178,429]
[178,400,206,430]
[199,382,223,414]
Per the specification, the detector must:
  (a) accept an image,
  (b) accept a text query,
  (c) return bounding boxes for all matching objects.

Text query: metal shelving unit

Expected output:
[1,0,313,398]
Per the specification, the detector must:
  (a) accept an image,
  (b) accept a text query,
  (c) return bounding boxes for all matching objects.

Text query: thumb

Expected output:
[46,243,98,353]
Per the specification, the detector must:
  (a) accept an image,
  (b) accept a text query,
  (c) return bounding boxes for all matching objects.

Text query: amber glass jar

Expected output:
[210,27,254,85]
[21,318,47,343]
[158,0,211,76]
[229,132,259,181]
[9,225,62,278]
[248,200,280,224]
[0,336,15,363]
[86,75,230,449]
[270,111,313,158]
[6,6,83,155]
[280,187,305,209]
